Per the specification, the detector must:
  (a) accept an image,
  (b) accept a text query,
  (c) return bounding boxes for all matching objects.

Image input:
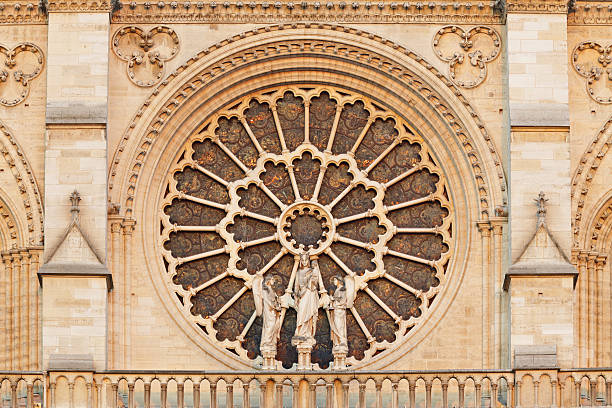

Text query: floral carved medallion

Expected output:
[160,86,453,369]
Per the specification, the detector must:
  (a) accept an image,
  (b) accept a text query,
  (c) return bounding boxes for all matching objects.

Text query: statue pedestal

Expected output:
[261,347,277,370]
[332,345,348,370]
[296,344,312,370]
[292,337,314,369]
[333,352,347,370]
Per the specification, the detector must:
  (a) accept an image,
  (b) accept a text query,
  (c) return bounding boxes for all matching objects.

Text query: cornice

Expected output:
[506,0,568,13]
[0,2,46,24]
[46,0,112,12]
[111,1,505,24]
[568,1,612,25]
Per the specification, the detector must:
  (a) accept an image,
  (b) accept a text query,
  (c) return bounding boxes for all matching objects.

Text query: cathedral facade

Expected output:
[0,0,611,406]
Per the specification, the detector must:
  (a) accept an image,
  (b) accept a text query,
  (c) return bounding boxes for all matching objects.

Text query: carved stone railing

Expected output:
[0,371,45,408]
[4,369,612,407]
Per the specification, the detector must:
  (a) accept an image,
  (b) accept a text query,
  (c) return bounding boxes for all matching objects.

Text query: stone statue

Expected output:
[292,252,320,347]
[327,275,355,369]
[253,274,282,369]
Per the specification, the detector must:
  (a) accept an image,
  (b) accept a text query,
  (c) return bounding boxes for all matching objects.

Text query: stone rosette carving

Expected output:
[112,25,179,87]
[572,41,612,104]
[433,25,501,89]
[160,85,452,369]
[0,42,43,107]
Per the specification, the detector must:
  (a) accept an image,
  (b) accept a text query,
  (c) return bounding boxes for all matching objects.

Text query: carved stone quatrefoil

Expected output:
[0,43,44,107]
[572,41,612,104]
[432,25,501,89]
[112,26,180,87]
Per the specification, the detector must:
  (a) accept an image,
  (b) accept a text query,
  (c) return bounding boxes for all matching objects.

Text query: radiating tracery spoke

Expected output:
[161,85,452,368]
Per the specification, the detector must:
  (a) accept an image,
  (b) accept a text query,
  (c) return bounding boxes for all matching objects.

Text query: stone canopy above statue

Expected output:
[159,85,453,369]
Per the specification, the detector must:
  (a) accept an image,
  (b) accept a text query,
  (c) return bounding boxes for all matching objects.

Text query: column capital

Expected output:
[122,218,136,235]
[477,220,492,236]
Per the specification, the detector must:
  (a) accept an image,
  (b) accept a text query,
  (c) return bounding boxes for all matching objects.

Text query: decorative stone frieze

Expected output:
[568,2,612,26]
[112,26,180,87]
[433,25,501,89]
[45,0,111,12]
[0,2,45,24]
[111,0,504,24]
[0,43,43,107]
[506,0,568,13]
[572,41,612,104]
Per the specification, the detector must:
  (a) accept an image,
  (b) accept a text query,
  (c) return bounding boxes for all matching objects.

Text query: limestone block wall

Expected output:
[46,13,109,124]
[44,126,107,261]
[41,276,108,371]
[508,13,571,262]
[510,129,571,258]
[509,276,574,368]
[44,10,109,262]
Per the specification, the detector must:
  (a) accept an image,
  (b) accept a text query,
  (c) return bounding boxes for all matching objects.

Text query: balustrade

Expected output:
[4,369,612,407]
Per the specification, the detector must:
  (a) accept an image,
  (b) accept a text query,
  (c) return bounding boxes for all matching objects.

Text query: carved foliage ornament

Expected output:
[160,86,453,369]
[572,41,612,104]
[433,25,501,89]
[112,26,179,87]
[0,43,43,107]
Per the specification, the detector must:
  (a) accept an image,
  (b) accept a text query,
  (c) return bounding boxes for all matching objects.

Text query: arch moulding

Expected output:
[108,24,508,370]
[0,119,44,249]
[572,115,612,252]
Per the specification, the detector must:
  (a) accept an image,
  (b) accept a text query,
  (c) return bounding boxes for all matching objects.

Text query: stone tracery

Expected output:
[572,41,612,104]
[160,86,452,368]
[433,25,501,89]
[0,42,44,107]
[112,26,180,87]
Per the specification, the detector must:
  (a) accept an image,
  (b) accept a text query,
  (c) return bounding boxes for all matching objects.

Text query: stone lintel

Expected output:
[38,263,113,290]
[48,354,95,371]
[509,103,569,128]
[46,102,108,125]
[503,263,578,290]
[514,345,558,369]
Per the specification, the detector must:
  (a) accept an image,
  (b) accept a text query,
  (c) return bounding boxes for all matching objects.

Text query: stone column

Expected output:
[477,221,492,368]
[595,256,607,365]
[108,217,123,369]
[12,252,22,369]
[20,250,31,369]
[1,253,11,369]
[491,219,507,368]
[122,219,136,367]
[587,253,597,365]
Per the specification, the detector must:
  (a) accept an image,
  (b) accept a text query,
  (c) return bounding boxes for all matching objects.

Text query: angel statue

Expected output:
[253,274,282,369]
[291,253,322,370]
[327,275,355,369]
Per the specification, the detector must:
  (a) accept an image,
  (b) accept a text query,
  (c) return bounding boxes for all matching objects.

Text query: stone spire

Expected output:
[534,191,548,226]
[69,190,81,222]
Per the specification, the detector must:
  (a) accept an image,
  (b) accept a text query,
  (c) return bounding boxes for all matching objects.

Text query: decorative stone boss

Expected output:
[253,251,355,370]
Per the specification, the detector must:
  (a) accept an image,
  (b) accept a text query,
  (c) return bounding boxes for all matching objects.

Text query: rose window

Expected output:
[161,86,452,368]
